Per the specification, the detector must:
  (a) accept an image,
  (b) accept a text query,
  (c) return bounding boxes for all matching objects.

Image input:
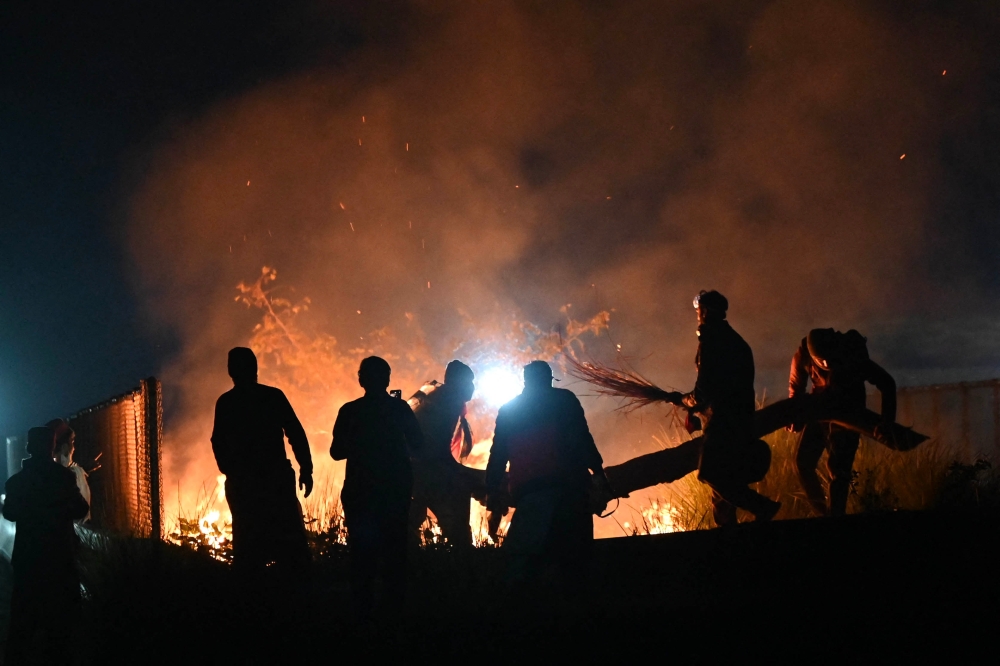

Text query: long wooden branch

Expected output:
[601,394,929,502]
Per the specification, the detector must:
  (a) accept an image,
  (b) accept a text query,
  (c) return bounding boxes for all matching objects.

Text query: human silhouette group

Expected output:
[2,289,897,658]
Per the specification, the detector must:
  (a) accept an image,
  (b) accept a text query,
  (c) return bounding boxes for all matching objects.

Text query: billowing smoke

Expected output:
[125,1,1000,517]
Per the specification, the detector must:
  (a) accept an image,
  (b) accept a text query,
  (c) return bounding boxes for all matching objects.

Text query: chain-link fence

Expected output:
[66,377,163,539]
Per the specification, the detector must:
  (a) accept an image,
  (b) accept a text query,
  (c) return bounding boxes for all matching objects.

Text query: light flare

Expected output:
[478,366,523,407]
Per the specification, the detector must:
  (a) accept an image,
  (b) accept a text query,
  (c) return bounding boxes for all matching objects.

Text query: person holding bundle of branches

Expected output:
[682,290,780,526]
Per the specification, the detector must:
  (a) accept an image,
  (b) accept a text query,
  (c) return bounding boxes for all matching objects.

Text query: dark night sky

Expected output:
[1,1,377,436]
[3,0,1000,448]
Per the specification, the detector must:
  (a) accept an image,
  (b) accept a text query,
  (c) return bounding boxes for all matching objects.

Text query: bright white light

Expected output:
[479,367,523,407]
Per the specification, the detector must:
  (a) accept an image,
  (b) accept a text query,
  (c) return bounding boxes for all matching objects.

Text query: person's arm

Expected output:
[565,392,604,474]
[279,391,312,475]
[330,404,353,461]
[278,391,313,497]
[210,399,233,475]
[789,339,810,399]
[2,478,23,523]
[398,400,426,455]
[865,360,897,424]
[63,474,90,522]
[485,411,510,497]
[691,338,721,409]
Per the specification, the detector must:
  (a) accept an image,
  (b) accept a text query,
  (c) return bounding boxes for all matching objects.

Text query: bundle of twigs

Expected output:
[566,355,683,413]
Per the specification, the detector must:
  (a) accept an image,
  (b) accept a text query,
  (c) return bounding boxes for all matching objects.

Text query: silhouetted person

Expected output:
[3,426,89,665]
[211,347,313,572]
[486,361,609,596]
[408,360,478,548]
[789,328,897,516]
[682,290,780,526]
[47,419,91,523]
[331,356,425,619]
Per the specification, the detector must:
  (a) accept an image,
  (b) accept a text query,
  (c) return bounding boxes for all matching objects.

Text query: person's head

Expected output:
[26,426,56,460]
[444,360,475,402]
[523,360,554,391]
[693,290,728,325]
[46,418,75,466]
[358,356,391,393]
[228,347,258,386]
[806,328,840,369]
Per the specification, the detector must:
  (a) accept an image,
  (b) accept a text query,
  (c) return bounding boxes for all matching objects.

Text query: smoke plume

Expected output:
[126,1,1000,512]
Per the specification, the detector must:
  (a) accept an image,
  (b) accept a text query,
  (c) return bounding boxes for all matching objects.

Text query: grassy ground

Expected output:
[624,424,1000,534]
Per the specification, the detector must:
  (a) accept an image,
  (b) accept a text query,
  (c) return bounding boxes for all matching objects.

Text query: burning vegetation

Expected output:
[165,266,611,559]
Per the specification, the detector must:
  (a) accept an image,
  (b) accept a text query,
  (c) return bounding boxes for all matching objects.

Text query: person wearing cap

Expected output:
[331,356,425,619]
[3,425,90,665]
[46,419,92,523]
[211,346,313,572]
[408,359,480,549]
[486,360,610,595]
[682,290,780,526]
[789,328,897,516]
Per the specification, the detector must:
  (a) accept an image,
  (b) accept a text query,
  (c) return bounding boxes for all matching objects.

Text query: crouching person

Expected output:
[3,426,90,665]
[486,361,610,598]
[331,356,424,620]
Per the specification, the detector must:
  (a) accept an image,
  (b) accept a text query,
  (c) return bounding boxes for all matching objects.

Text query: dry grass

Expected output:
[624,398,998,534]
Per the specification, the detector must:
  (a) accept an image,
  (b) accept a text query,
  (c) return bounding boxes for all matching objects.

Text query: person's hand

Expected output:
[682,393,698,409]
[663,391,685,406]
[593,470,614,496]
[872,420,894,443]
[485,494,506,516]
[299,471,314,498]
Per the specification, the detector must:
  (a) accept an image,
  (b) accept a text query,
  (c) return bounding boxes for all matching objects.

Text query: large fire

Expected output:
[165,266,613,557]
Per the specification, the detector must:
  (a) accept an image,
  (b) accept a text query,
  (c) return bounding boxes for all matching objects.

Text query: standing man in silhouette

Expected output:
[486,360,609,595]
[408,360,479,548]
[331,356,424,618]
[211,347,313,572]
[789,328,897,516]
[4,425,90,665]
[682,290,780,526]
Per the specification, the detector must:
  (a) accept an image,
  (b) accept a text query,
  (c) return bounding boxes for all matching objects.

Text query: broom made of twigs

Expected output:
[565,355,684,413]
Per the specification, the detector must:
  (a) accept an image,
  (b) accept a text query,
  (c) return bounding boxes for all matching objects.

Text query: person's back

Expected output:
[4,444,89,581]
[210,347,313,572]
[3,426,89,664]
[333,392,420,510]
[694,317,756,420]
[213,383,310,478]
[331,356,424,618]
[492,386,601,502]
[486,361,608,596]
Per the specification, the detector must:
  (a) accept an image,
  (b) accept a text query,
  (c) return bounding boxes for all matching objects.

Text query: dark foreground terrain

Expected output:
[2,509,998,664]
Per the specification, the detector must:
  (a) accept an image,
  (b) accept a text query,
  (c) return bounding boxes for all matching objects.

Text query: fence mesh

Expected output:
[68,378,163,538]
